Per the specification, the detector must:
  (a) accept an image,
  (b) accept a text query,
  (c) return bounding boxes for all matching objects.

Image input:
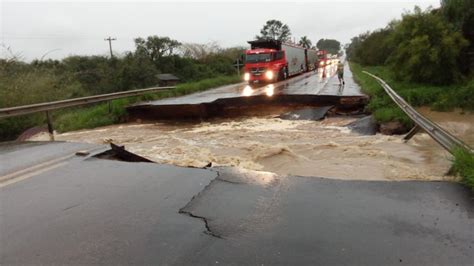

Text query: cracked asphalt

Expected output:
[1,142,473,265]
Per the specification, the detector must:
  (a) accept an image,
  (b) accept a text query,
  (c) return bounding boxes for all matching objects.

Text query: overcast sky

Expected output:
[1,0,440,61]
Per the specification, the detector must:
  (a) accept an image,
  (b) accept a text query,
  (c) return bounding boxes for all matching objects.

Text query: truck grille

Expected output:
[250,67,266,76]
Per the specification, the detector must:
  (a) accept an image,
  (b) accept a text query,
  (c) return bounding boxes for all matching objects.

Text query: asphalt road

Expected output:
[1,143,473,265]
[127,64,367,120]
[133,64,362,107]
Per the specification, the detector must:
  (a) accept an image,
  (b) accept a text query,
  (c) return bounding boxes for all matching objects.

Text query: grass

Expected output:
[350,62,473,128]
[452,148,474,190]
[351,62,474,189]
[1,75,241,139]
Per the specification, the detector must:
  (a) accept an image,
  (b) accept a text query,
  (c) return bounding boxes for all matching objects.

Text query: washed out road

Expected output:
[0,142,473,265]
[1,65,473,265]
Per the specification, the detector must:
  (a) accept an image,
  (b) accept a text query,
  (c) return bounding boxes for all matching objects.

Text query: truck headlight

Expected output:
[320,61,324,66]
[265,70,274,80]
[244,73,250,81]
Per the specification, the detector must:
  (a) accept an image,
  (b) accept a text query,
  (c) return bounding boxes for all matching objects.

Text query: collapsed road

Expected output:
[2,64,473,265]
[127,64,367,120]
[0,142,473,265]
[41,65,462,181]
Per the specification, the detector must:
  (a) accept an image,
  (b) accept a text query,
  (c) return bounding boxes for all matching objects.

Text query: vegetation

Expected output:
[0,36,244,140]
[347,6,469,85]
[298,36,312,49]
[452,147,474,190]
[316,39,341,55]
[347,2,473,127]
[255,20,292,42]
[351,63,474,126]
[53,75,241,133]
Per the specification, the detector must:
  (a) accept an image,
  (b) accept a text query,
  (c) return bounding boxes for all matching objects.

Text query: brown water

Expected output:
[29,112,469,182]
[417,107,474,145]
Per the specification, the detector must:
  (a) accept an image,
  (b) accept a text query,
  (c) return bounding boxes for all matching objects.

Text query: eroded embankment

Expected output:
[31,115,457,182]
[126,95,368,120]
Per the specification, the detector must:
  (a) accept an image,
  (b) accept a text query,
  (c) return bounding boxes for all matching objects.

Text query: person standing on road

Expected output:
[337,60,345,85]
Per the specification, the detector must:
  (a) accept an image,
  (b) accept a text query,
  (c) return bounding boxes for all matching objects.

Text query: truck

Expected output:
[243,39,318,84]
[317,50,329,68]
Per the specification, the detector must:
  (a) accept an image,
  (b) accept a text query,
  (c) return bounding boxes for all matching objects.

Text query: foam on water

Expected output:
[34,115,460,181]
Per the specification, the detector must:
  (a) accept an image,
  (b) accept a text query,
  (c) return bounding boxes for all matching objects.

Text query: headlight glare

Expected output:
[244,73,250,81]
[265,71,274,80]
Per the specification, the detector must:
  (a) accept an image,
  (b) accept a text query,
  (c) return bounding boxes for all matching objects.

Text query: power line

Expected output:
[104,36,116,58]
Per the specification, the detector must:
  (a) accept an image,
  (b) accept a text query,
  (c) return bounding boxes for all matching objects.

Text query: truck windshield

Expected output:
[246,53,272,63]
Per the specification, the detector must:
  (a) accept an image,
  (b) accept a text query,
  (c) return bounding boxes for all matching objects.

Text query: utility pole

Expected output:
[104,36,116,58]
[233,58,243,76]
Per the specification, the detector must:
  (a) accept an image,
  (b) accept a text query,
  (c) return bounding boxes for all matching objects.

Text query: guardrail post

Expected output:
[403,125,421,142]
[45,111,54,141]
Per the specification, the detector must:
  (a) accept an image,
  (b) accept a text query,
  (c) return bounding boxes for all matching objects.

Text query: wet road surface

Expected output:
[1,143,473,265]
[128,63,367,120]
[133,63,362,106]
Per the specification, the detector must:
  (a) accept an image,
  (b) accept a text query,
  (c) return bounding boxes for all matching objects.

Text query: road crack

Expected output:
[178,170,224,239]
[178,208,223,239]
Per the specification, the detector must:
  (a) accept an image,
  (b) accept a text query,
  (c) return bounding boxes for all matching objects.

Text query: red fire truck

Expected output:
[243,40,318,84]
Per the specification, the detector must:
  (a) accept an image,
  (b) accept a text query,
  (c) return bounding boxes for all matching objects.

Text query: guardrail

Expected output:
[0,86,174,119]
[0,86,174,139]
[363,71,473,155]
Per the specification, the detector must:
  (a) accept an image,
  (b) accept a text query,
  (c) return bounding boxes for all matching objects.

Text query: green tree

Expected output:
[316,39,341,54]
[346,26,394,66]
[387,6,468,84]
[441,0,474,74]
[255,20,291,41]
[134,36,181,63]
[298,36,312,48]
[441,0,474,30]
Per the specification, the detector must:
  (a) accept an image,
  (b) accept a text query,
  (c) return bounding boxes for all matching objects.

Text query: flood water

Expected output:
[30,110,472,182]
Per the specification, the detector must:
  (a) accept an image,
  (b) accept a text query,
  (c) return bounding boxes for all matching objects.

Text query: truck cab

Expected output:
[244,40,288,84]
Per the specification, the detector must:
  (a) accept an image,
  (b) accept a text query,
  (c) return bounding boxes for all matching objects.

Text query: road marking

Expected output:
[0,161,68,188]
[0,146,104,188]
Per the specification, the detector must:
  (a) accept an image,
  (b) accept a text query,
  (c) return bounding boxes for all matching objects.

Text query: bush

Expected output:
[387,7,469,85]
[346,27,394,66]
[452,147,474,190]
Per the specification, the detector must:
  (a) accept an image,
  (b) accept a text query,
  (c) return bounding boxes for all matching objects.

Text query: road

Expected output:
[1,64,473,265]
[135,64,361,106]
[0,142,473,265]
[128,64,368,120]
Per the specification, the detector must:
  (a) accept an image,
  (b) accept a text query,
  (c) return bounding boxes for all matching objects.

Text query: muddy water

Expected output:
[32,115,461,182]
[417,107,474,145]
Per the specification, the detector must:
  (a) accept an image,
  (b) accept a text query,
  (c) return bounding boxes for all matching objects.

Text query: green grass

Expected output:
[1,75,241,139]
[350,62,473,128]
[452,148,474,190]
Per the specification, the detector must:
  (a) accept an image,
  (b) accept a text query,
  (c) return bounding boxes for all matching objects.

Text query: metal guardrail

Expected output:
[0,86,175,119]
[0,86,174,140]
[363,71,473,155]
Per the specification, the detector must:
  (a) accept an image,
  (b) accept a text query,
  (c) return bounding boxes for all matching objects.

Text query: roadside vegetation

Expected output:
[452,148,474,190]
[52,75,241,133]
[347,0,474,188]
[0,37,244,140]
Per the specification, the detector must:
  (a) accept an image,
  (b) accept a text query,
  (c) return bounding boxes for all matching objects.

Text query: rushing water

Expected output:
[28,110,473,182]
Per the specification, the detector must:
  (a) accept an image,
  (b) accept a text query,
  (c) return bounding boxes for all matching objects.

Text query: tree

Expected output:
[441,0,474,30]
[345,26,394,66]
[441,0,474,74]
[387,6,468,84]
[316,39,341,54]
[255,20,291,41]
[298,36,312,48]
[134,36,181,63]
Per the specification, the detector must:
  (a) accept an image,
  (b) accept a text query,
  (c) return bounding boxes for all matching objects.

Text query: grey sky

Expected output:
[1,0,440,61]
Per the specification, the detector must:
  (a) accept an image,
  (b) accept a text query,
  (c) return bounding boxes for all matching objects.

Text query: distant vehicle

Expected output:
[243,40,318,84]
[317,50,330,68]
